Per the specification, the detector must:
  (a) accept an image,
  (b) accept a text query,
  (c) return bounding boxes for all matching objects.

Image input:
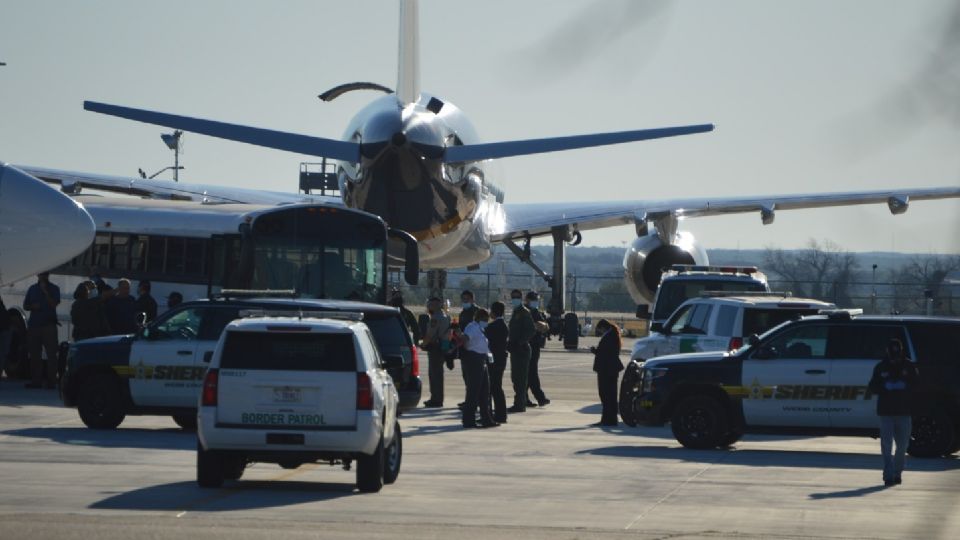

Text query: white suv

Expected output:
[196,314,401,492]
[631,294,836,362]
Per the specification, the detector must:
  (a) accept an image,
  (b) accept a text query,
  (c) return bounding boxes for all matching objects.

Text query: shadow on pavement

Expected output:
[808,484,891,499]
[576,444,960,471]
[1,426,194,451]
[90,479,356,512]
[0,383,63,407]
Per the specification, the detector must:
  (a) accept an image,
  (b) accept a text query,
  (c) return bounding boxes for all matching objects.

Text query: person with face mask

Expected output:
[460,308,497,428]
[420,297,451,408]
[525,291,550,407]
[507,289,536,413]
[868,338,920,486]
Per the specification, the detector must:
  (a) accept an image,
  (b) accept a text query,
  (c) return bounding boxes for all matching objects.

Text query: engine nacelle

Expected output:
[622,230,709,305]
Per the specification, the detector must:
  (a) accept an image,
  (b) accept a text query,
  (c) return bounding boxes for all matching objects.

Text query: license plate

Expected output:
[273,386,302,403]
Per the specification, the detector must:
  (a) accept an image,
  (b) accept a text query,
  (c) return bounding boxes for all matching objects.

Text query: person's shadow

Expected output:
[808,485,890,499]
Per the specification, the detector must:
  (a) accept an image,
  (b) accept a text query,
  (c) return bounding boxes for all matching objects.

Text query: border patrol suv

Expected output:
[196,313,401,492]
[61,298,421,430]
[629,312,960,457]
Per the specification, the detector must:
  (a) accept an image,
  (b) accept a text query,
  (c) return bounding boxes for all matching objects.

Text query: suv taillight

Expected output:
[201,369,219,406]
[409,345,420,377]
[357,373,373,410]
[728,337,743,351]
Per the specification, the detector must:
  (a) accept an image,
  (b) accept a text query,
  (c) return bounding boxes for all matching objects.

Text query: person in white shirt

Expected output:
[460,308,498,428]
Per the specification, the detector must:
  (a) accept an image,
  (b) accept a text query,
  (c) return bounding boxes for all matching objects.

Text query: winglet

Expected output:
[397,0,420,106]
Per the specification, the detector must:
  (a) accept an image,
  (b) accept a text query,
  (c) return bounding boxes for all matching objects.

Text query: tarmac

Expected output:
[1,336,958,539]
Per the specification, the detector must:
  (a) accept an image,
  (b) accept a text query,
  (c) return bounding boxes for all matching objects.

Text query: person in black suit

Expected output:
[484,301,509,423]
[525,291,550,407]
[591,319,623,426]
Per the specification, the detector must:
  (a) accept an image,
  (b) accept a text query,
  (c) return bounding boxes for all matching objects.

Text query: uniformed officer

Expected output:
[420,297,451,408]
[525,291,550,407]
[485,301,510,423]
[507,289,536,413]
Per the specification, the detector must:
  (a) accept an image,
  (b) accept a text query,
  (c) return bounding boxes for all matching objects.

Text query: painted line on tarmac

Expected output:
[175,463,319,518]
[623,455,727,530]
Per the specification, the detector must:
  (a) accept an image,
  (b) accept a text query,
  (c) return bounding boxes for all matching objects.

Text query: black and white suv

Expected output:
[61,298,421,430]
[197,313,401,492]
[625,312,960,457]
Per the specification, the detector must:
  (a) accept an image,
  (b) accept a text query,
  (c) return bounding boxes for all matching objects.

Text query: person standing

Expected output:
[460,308,497,428]
[389,289,420,343]
[135,280,158,325]
[525,291,550,407]
[457,290,477,332]
[166,291,183,312]
[70,282,111,341]
[868,338,919,486]
[507,289,536,413]
[23,272,60,389]
[105,278,138,334]
[591,319,624,426]
[485,301,509,423]
[0,295,12,383]
[420,297,451,408]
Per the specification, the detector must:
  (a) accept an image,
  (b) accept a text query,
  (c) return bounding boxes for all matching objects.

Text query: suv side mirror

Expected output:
[202,351,214,364]
[747,334,760,347]
[636,304,650,319]
[382,354,405,370]
[753,345,777,360]
[650,322,664,334]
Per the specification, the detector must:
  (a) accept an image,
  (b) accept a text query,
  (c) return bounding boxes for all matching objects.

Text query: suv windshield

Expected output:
[220,331,356,371]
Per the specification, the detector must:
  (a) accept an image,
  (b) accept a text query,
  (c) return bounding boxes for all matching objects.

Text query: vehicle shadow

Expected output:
[1,426,194,451]
[0,384,63,407]
[575,444,960,471]
[90,479,356,512]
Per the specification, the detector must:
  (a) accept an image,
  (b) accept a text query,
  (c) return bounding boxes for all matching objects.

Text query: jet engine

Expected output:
[622,229,708,305]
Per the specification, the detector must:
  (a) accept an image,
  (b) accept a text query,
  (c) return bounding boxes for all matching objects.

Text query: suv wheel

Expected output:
[619,363,642,427]
[383,421,402,485]
[77,374,126,430]
[717,429,743,448]
[909,409,956,458]
[223,455,246,481]
[671,395,728,449]
[356,436,385,493]
[197,442,225,488]
[172,414,197,431]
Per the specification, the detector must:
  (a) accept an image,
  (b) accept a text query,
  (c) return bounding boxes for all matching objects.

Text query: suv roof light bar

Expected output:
[217,289,299,299]
[665,264,762,276]
[819,308,863,319]
[699,291,793,298]
[238,309,364,321]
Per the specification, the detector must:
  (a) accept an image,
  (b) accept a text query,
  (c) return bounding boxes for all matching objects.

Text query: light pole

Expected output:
[160,130,183,182]
[871,264,878,314]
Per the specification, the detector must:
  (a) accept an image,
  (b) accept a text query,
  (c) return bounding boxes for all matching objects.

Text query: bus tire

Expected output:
[77,373,126,430]
[671,395,728,450]
[383,422,402,485]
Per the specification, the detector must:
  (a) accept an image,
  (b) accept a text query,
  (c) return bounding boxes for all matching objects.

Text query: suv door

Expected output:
[828,324,908,428]
[742,323,832,427]
[664,302,718,354]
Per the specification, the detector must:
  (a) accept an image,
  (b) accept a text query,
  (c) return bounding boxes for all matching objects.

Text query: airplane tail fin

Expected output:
[396,0,420,105]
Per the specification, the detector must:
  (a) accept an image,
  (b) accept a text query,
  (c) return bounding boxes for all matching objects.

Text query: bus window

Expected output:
[111,234,130,271]
[147,236,166,273]
[130,235,149,272]
[167,237,186,275]
[185,238,205,276]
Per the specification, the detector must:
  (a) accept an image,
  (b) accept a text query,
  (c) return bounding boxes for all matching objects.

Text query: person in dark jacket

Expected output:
[484,301,509,423]
[104,278,138,335]
[868,338,919,486]
[135,280,158,325]
[0,295,12,382]
[591,319,624,426]
[70,282,111,341]
[525,291,550,407]
[389,289,420,343]
[507,289,536,413]
[23,272,61,389]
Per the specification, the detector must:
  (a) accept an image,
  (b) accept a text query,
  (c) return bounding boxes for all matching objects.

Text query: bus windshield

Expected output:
[222,206,387,303]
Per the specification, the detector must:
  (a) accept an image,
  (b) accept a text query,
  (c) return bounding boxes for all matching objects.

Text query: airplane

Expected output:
[0,163,95,286]
[18,0,960,317]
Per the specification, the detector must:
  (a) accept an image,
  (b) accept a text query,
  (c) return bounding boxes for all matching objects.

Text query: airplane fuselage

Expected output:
[338,93,505,268]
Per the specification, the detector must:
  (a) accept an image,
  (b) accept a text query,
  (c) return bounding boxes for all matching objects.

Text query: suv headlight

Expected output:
[641,367,669,393]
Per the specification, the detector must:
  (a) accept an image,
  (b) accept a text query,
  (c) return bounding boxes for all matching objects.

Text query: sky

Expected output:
[1,0,959,255]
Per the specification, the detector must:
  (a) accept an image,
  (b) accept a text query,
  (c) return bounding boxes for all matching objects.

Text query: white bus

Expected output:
[1,195,418,377]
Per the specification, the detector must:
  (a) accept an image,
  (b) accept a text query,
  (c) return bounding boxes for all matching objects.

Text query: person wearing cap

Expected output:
[506,289,535,413]
[525,290,550,407]
[868,338,920,486]
[23,272,60,389]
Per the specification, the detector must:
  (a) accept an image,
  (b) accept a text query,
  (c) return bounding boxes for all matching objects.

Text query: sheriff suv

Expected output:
[628,312,960,457]
[197,313,401,492]
[61,297,421,430]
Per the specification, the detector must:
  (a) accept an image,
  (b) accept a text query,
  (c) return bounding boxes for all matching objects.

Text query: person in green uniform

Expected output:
[507,289,536,413]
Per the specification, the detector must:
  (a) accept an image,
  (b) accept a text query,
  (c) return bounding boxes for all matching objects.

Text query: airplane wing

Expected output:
[17,165,342,206]
[497,187,960,242]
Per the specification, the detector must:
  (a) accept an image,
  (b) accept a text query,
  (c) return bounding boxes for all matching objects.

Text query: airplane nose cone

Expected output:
[0,164,95,285]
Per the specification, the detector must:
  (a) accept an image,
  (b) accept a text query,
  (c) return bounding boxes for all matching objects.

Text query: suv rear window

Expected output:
[908,323,960,364]
[363,314,410,351]
[742,308,819,337]
[220,331,356,371]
